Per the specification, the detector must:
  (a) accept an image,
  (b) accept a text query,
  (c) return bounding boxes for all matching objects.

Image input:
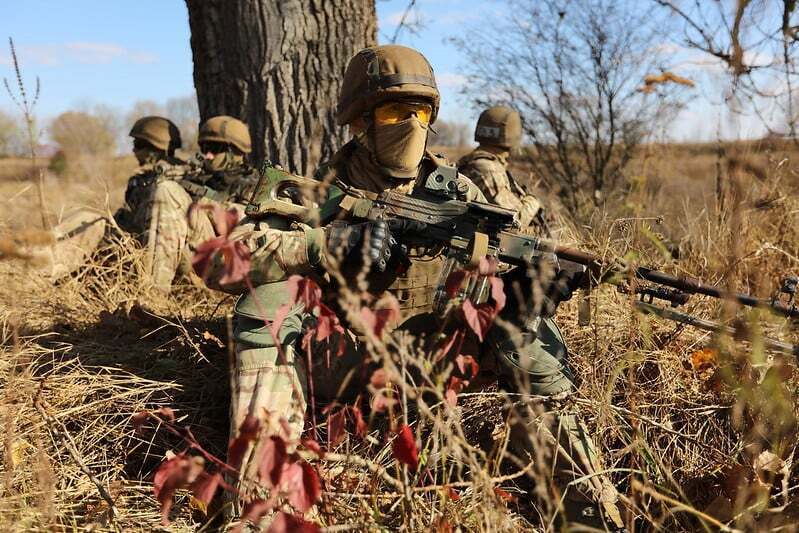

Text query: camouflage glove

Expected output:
[532,254,587,317]
[326,220,426,272]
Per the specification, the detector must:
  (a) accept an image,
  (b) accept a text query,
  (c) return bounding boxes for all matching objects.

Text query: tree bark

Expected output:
[186,0,376,175]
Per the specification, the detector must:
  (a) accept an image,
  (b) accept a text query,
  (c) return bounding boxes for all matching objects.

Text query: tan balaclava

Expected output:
[337,45,440,181]
[198,116,252,173]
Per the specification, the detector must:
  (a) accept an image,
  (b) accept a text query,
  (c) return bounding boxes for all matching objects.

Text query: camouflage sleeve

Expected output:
[204,218,326,293]
[461,159,545,229]
[459,158,508,200]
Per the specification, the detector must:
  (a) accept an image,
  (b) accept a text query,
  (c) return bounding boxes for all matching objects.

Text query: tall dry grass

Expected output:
[0,140,797,531]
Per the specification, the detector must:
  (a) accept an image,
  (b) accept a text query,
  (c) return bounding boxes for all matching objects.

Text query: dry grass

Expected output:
[0,141,798,531]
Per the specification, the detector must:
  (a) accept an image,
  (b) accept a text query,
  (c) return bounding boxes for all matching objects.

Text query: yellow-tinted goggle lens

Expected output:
[373,101,433,126]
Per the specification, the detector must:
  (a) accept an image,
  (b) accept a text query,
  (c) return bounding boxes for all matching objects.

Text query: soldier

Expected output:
[142,115,259,289]
[32,116,186,280]
[204,45,623,530]
[459,107,625,529]
[458,106,544,231]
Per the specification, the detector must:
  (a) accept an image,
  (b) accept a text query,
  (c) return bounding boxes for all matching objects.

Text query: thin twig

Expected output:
[34,385,119,520]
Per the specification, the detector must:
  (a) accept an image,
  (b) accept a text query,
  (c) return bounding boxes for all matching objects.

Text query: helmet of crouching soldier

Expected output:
[474,106,522,149]
[198,115,252,172]
[129,116,182,155]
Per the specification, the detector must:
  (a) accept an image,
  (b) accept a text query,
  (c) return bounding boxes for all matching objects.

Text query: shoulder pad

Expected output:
[245,163,333,225]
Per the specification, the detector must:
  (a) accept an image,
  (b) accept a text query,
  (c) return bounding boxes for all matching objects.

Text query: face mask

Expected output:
[204,150,244,173]
[134,148,159,166]
[372,117,428,178]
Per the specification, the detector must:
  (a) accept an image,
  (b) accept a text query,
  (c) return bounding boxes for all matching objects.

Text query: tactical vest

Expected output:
[327,149,453,321]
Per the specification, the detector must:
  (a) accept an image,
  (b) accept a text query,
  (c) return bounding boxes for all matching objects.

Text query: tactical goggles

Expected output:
[373,101,433,126]
[200,141,230,155]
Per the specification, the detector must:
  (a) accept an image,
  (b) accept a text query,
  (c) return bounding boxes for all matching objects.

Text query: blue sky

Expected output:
[0,0,772,142]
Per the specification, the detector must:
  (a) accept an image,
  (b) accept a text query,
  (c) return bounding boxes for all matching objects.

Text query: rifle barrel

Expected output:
[553,245,798,319]
[635,302,799,357]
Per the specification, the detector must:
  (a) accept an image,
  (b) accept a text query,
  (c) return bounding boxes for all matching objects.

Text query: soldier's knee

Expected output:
[492,319,576,397]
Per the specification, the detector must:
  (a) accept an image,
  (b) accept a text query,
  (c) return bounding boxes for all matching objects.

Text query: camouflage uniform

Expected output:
[208,47,623,530]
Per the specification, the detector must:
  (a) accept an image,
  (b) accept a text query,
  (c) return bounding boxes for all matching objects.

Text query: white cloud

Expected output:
[384,9,425,28]
[0,42,158,67]
[436,72,467,89]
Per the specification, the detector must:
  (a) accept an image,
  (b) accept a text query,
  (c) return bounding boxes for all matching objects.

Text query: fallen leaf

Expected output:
[267,511,321,533]
[690,348,718,371]
[327,408,346,447]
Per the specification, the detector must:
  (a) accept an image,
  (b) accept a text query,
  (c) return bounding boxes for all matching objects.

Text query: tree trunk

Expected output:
[186,0,376,175]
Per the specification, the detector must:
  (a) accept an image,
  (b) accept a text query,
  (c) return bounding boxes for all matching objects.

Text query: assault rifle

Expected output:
[248,162,799,356]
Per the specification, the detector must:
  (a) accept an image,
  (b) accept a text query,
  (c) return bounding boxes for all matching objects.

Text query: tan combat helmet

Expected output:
[198,115,252,154]
[337,45,440,126]
[475,106,522,149]
[129,116,182,152]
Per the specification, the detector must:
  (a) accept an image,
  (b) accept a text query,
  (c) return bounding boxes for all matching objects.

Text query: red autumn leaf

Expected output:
[462,300,498,342]
[351,405,368,438]
[434,517,454,533]
[153,453,192,524]
[286,275,322,310]
[488,276,506,312]
[190,471,222,506]
[228,415,261,471]
[478,256,498,276]
[327,408,346,447]
[157,406,176,423]
[239,498,275,529]
[283,462,322,513]
[444,270,469,298]
[302,438,325,458]
[314,306,342,342]
[359,294,401,338]
[445,388,457,407]
[131,411,149,434]
[392,424,419,472]
[239,415,261,439]
[369,368,388,389]
[268,511,321,533]
[494,486,517,503]
[445,376,468,406]
[270,303,291,342]
[446,486,461,501]
[218,241,252,285]
[191,205,251,285]
[258,436,288,489]
[436,329,464,362]
[191,236,223,280]
[455,354,479,379]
